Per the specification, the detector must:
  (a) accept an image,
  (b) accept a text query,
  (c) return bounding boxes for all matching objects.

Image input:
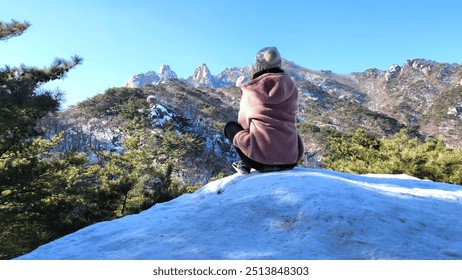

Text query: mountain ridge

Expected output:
[123,57,462,148]
[124,58,462,91]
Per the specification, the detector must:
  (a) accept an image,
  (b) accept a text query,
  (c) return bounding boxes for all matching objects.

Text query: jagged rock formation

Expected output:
[158,64,177,80]
[125,64,179,88]
[215,66,252,87]
[125,70,160,88]
[188,63,218,88]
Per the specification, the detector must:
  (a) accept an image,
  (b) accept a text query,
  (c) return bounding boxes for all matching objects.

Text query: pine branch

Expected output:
[0,20,30,41]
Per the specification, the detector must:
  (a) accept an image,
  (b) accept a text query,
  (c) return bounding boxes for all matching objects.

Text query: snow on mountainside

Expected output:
[158,64,178,80]
[16,168,462,260]
[124,70,160,88]
[125,64,178,88]
[187,63,252,88]
[189,63,218,88]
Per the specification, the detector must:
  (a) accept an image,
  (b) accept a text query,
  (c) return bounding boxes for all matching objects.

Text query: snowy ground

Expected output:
[16,167,462,260]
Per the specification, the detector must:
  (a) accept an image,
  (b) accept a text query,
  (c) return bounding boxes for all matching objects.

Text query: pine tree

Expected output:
[323,129,462,185]
[98,116,169,216]
[0,19,83,259]
[0,20,82,157]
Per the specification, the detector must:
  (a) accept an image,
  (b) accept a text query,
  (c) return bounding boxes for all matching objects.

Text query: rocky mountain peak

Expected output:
[402,58,437,76]
[189,63,218,88]
[385,64,401,81]
[215,66,252,88]
[125,71,160,88]
[158,64,178,80]
[125,65,178,88]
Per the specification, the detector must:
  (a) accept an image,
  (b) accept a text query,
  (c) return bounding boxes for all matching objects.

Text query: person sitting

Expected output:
[224,47,304,174]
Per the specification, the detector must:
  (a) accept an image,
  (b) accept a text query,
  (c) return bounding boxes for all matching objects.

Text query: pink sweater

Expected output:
[233,73,304,165]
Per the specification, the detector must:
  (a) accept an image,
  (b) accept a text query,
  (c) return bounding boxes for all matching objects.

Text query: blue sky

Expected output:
[1,0,461,108]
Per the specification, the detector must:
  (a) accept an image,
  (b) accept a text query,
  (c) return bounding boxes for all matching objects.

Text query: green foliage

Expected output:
[0,115,202,259]
[98,117,159,215]
[161,128,202,161]
[0,19,204,259]
[0,53,82,156]
[78,87,145,118]
[96,118,203,216]
[0,20,30,41]
[297,121,340,139]
[323,129,462,185]
[0,19,86,259]
[423,85,462,123]
[0,135,105,259]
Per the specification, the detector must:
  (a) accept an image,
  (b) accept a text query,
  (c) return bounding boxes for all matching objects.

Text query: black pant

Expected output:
[224,121,296,172]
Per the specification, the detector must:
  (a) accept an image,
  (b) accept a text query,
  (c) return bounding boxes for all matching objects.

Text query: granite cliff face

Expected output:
[350,59,462,125]
[125,64,178,88]
[188,63,218,88]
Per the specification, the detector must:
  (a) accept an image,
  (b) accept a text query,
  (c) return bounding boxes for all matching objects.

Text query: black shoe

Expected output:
[232,161,251,175]
[259,165,292,173]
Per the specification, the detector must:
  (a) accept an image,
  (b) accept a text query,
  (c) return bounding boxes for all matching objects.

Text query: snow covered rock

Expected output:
[158,64,177,80]
[124,71,160,88]
[125,65,178,88]
[16,168,462,260]
[188,63,218,88]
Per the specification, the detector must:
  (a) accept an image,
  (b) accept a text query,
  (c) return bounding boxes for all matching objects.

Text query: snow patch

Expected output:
[149,103,174,126]
[16,168,462,260]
